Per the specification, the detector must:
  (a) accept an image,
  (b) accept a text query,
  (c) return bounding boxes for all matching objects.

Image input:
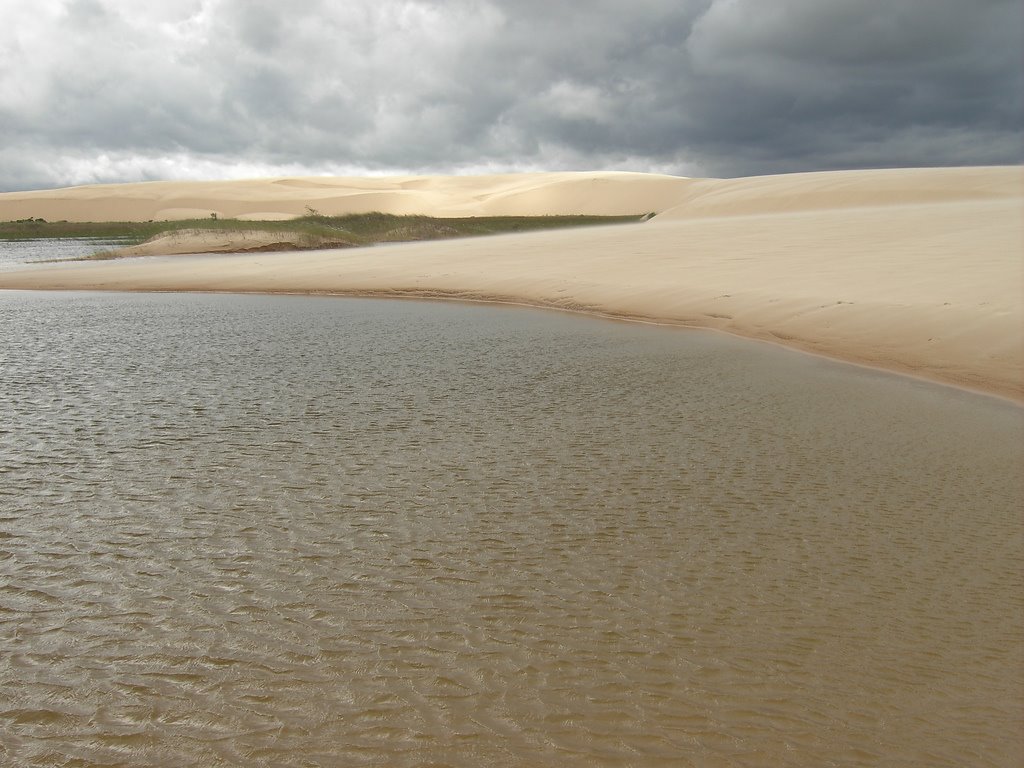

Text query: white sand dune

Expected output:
[0,171,690,222]
[101,228,352,257]
[1,167,1021,401]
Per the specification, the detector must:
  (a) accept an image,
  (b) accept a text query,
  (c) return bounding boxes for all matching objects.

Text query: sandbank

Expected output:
[1,167,1021,401]
[101,228,352,257]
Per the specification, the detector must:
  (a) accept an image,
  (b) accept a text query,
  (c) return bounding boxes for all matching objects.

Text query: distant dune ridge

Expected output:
[0,171,691,222]
[1,166,1021,401]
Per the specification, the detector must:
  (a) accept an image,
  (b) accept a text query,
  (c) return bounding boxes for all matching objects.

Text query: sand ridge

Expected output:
[1,166,1021,401]
[0,171,693,222]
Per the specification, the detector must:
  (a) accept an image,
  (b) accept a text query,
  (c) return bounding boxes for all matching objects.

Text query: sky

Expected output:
[1,0,1021,191]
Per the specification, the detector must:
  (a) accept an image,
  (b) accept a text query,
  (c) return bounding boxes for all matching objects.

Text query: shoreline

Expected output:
[312,288,1024,407]
[6,282,1022,407]
[2,166,1021,403]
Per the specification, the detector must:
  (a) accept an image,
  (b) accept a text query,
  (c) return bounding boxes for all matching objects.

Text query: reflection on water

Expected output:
[1,292,1021,767]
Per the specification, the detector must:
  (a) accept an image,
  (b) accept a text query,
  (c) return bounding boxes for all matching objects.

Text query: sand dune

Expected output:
[102,228,352,257]
[0,171,691,222]
[655,165,1022,220]
[2,167,1021,401]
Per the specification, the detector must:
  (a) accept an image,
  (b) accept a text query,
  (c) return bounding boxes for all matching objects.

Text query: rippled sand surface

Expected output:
[1,292,1021,767]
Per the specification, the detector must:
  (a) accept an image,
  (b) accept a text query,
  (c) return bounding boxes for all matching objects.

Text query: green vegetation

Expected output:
[0,212,646,255]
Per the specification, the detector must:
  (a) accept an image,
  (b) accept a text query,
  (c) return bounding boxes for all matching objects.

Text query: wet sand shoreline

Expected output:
[2,167,1021,402]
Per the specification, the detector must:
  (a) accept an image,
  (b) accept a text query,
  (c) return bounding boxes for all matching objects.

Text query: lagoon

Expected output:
[1,291,1021,766]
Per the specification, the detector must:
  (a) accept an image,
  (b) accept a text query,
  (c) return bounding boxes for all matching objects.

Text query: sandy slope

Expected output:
[0,171,689,221]
[103,229,351,257]
[2,167,1021,401]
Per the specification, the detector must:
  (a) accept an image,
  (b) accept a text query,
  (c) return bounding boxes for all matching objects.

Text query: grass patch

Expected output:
[0,212,647,254]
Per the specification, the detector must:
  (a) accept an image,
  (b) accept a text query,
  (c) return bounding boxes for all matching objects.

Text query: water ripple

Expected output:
[0,291,1021,767]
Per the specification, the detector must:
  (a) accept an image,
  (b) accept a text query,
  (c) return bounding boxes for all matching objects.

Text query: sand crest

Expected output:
[0,171,692,222]
[2,167,1021,401]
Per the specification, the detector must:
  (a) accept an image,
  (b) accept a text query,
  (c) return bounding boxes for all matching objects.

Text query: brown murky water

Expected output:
[1,292,1021,767]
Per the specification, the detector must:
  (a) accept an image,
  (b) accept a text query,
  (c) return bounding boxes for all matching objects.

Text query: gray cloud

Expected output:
[0,0,1019,190]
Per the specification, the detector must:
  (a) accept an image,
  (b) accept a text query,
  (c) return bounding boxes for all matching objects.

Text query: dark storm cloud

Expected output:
[0,0,1019,190]
[681,0,1023,173]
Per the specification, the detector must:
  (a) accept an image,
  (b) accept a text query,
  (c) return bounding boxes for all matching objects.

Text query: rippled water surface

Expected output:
[1,291,1022,767]
[0,238,129,270]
